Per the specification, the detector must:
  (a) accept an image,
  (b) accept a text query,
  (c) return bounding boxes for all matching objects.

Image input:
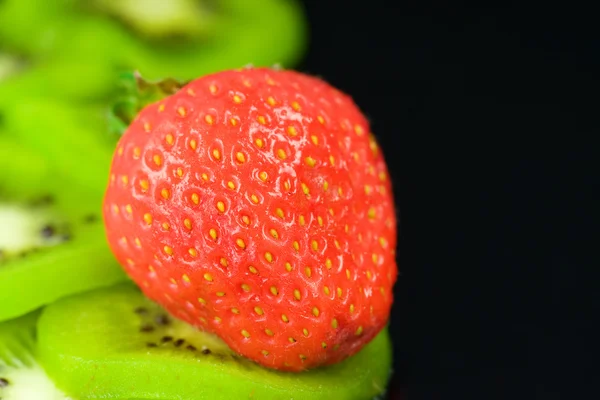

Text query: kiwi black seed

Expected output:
[134,307,205,354]
[29,195,54,207]
[154,314,170,326]
[0,377,9,387]
[40,224,56,238]
[83,214,98,224]
[134,307,148,315]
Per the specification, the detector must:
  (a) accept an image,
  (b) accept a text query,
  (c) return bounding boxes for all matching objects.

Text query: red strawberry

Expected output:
[103,67,397,371]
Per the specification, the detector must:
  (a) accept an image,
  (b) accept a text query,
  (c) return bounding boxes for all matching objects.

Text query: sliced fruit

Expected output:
[0,100,115,195]
[0,137,50,200]
[0,54,117,102]
[121,0,308,80]
[0,140,127,322]
[92,0,218,40]
[0,0,307,82]
[38,284,392,400]
[0,311,69,400]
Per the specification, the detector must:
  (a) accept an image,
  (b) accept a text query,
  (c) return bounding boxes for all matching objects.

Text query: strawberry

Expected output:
[102,67,397,371]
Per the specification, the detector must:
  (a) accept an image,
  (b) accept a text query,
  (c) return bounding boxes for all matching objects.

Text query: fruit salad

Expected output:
[0,2,398,399]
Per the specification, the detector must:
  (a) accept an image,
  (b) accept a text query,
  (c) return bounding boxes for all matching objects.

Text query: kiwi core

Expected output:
[0,54,23,82]
[0,205,66,261]
[0,366,70,400]
[92,0,214,39]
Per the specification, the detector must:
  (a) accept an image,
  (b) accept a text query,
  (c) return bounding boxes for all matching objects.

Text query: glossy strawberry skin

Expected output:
[103,67,397,371]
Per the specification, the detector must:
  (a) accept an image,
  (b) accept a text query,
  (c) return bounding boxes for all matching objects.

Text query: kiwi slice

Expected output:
[0,139,127,322]
[0,0,307,82]
[0,54,118,102]
[0,99,115,195]
[38,284,392,400]
[0,311,69,400]
[90,0,218,41]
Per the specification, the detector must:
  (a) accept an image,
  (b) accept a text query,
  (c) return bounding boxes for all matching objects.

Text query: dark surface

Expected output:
[298,1,596,399]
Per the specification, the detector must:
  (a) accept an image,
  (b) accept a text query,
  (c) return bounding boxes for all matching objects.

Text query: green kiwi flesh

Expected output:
[0,140,127,322]
[38,284,392,400]
[0,100,116,196]
[0,311,69,400]
[0,0,306,82]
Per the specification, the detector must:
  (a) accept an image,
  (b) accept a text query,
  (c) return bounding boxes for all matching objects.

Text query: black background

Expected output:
[297,1,596,399]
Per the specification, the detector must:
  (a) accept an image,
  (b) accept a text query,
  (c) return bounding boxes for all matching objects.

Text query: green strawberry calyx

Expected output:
[108,71,187,136]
